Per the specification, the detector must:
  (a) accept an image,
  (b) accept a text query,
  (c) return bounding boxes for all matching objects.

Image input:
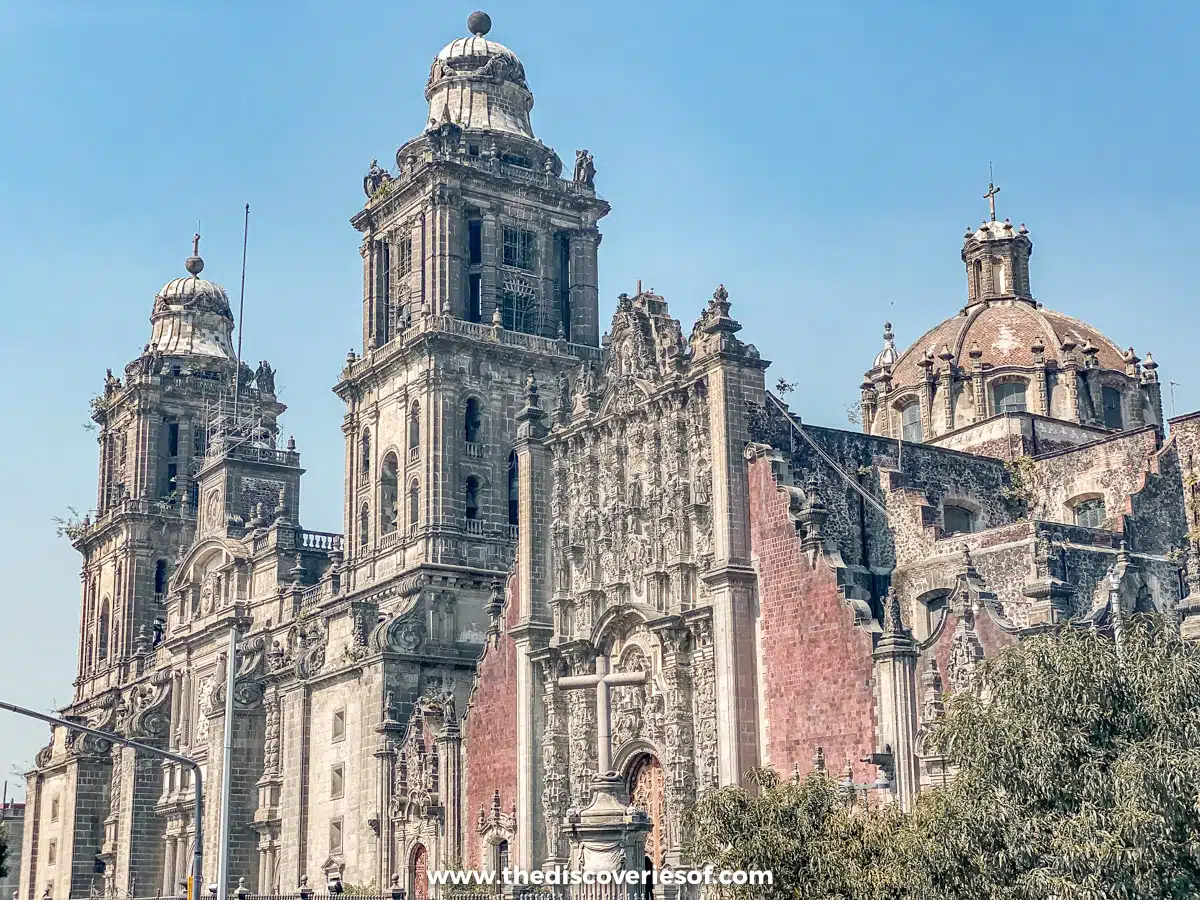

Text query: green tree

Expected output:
[685,767,915,899]
[922,615,1200,899]
[684,615,1200,899]
[0,820,9,879]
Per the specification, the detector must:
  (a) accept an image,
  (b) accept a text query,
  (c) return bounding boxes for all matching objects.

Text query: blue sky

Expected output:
[1,0,1197,795]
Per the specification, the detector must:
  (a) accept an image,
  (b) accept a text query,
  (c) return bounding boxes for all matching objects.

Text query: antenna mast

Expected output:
[233,203,250,419]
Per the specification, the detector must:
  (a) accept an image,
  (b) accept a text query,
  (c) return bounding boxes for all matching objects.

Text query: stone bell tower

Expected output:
[333,11,610,874]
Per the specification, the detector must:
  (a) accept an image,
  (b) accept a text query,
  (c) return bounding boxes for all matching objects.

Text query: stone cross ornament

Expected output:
[558,654,646,776]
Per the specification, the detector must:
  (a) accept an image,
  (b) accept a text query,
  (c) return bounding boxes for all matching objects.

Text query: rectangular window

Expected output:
[51,796,60,822]
[943,505,973,535]
[167,421,179,457]
[47,840,57,866]
[331,763,345,799]
[397,232,413,278]
[993,381,1028,414]
[332,709,346,742]
[502,227,535,270]
[165,463,178,497]
[901,402,923,442]
[1102,386,1123,430]
[558,233,571,341]
[1075,498,1106,529]
[468,220,482,266]
[193,426,206,459]
[329,818,343,854]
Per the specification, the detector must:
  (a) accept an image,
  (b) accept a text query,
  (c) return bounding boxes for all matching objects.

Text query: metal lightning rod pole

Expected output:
[0,700,204,900]
[216,626,238,896]
[232,203,250,422]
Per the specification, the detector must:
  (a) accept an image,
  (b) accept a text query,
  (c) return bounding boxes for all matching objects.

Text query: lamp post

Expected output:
[838,757,894,807]
[0,700,204,900]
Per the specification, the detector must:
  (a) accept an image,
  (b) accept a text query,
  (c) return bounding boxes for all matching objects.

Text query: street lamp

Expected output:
[0,700,204,900]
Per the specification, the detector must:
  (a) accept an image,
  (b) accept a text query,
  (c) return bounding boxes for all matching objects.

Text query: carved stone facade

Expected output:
[21,12,1200,900]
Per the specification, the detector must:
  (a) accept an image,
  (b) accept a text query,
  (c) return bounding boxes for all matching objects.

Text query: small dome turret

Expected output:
[424,12,535,138]
[149,235,235,359]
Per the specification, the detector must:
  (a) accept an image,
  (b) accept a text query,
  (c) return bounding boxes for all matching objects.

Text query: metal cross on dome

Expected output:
[558,654,646,776]
[984,163,1001,222]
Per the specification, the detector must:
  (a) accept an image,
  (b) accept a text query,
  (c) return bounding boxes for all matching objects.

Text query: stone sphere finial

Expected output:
[467,10,492,36]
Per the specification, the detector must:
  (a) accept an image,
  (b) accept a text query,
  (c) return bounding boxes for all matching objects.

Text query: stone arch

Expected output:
[911,587,952,647]
[381,451,400,534]
[408,401,421,452]
[463,394,484,444]
[98,597,111,660]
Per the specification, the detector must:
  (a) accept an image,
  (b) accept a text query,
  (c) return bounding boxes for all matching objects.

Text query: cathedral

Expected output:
[19,10,1200,900]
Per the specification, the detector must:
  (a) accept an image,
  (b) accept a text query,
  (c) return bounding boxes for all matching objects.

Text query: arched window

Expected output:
[942,504,974,536]
[409,479,421,531]
[359,502,370,548]
[1074,497,1106,529]
[408,403,421,453]
[900,401,922,442]
[154,559,167,595]
[360,428,371,477]
[991,257,1006,295]
[1102,386,1123,429]
[993,381,1027,414]
[507,451,519,527]
[98,599,110,661]
[380,453,399,535]
[972,259,983,299]
[465,476,480,521]
[465,398,482,444]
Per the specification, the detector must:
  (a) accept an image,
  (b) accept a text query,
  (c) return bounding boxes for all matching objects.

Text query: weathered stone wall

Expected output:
[462,571,520,870]
[747,453,877,783]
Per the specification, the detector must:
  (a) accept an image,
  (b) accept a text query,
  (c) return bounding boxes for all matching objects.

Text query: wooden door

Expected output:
[629,755,667,871]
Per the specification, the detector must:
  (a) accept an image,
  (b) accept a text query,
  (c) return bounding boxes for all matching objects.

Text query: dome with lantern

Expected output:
[859,194,1164,449]
[423,11,535,139]
[148,237,236,359]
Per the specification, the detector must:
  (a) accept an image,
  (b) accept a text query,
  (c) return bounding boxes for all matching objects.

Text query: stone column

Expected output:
[1031,342,1049,416]
[969,345,986,422]
[871,597,920,808]
[570,228,601,347]
[536,651,569,869]
[436,717,462,865]
[938,351,955,434]
[651,620,695,865]
[481,212,500,324]
[918,354,935,440]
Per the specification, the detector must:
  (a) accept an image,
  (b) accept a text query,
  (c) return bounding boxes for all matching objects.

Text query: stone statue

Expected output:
[363,159,392,198]
[573,149,596,187]
[255,360,276,393]
[103,368,121,395]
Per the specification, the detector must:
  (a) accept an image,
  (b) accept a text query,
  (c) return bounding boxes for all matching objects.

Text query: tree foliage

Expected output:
[684,616,1200,899]
[0,820,9,879]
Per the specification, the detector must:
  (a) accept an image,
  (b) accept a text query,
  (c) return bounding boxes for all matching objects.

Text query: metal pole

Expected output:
[0,700,204,900]
[232,203,250,423]
[216,627,238,896]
